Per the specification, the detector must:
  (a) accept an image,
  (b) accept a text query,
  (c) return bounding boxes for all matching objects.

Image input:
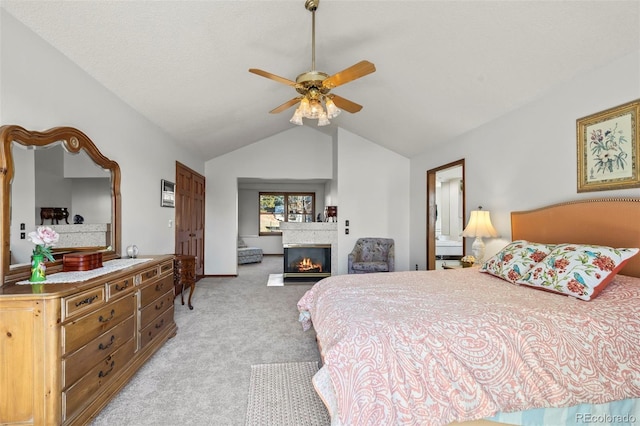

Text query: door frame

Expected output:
[426,159,465,270]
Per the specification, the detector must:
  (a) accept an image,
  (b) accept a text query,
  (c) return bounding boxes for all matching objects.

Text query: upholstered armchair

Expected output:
[348,238,395,274]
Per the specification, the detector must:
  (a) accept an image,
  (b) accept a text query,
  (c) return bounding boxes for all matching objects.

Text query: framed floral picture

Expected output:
[577,99,640,192]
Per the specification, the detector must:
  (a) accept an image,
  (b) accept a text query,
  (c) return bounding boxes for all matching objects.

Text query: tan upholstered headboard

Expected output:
[511,198,640,278]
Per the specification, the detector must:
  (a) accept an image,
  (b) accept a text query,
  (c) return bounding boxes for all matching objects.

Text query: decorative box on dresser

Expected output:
[0,255,177,426]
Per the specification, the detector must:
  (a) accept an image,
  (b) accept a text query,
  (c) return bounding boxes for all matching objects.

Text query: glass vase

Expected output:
[30,254,46,282]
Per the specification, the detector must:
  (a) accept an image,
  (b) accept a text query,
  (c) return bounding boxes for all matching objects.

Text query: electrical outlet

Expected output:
[20,232,25,239]
[345,228,349,235]
[345,220,350,227]
[168,219,173,228]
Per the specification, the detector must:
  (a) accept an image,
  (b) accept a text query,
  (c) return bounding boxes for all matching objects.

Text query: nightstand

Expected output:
[174,254,196,310]
[442,262,477,270]
[442,263,463,270]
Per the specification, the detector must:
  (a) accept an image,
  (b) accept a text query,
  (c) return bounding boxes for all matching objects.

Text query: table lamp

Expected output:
[462,207,498,264]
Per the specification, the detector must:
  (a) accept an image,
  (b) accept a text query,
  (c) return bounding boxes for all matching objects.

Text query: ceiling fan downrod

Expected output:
[305,0,319,71]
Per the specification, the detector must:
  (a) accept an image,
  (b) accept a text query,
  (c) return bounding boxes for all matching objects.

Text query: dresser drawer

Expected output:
[63,286,105,320]
[62,338,135,421]
[139,274,173,306]
[160,259,174,275]
[140,290,174,330]
[106,275,135,300]
[139,265,159,284]
[139,307,173,350]
[63,294,135,354]
[63,315,135,388]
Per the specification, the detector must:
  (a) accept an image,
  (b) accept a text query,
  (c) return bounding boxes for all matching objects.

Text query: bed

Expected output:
[297,198,640,425]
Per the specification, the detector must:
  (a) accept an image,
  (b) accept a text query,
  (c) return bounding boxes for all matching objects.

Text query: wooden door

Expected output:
[190,172,205,276]
[175,162,205,276]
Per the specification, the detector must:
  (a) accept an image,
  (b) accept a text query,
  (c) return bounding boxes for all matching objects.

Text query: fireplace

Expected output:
[283,244,331,281]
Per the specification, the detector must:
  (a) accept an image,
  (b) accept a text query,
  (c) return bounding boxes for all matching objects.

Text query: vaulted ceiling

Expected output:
[3,1,639,160]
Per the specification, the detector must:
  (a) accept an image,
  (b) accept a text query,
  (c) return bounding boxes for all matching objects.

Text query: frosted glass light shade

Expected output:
[317,112,330,126]
[290,108,303,125]
[325,98,341,119]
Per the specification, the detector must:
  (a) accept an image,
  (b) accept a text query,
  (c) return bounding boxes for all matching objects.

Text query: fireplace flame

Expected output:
[297,257,323,272]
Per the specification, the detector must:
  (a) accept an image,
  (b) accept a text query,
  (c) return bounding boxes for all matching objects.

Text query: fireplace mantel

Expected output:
[280,222,338,275]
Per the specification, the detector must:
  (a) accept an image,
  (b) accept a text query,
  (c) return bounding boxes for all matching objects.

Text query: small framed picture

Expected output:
[577,99,640,192]
[161,179,175,208]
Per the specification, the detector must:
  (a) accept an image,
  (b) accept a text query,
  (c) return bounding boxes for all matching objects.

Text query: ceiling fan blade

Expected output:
[269,98,302,114]
[249,68,297,87]
[322,60,376,90]
[330,95,363,113]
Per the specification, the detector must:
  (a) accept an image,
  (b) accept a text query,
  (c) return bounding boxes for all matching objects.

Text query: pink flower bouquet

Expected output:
[28,226,60,261]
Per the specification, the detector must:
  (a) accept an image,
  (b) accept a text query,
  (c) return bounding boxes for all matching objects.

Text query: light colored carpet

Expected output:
[90,256,321,425]
[267,273,284,286]
[245,361,330,426]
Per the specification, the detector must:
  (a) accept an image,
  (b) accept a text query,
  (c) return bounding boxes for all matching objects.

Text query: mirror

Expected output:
[1,125,121,286]
[426,159,465,270]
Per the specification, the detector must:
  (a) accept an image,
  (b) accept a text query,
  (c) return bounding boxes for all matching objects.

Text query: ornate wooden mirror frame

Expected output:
[0,125,121,286]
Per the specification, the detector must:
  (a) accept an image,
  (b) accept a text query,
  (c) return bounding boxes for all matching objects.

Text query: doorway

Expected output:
[426,159,465,270]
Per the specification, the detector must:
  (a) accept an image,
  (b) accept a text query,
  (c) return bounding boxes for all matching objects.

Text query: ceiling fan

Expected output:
[249,0,376,126]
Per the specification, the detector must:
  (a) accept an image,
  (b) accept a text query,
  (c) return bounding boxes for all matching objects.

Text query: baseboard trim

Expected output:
[202,274,238,278]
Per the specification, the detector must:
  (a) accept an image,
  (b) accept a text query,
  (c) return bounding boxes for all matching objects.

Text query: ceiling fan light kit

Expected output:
[249,0,375,127]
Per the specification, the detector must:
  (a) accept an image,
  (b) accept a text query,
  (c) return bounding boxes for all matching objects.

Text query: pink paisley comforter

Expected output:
[297,269,640,426]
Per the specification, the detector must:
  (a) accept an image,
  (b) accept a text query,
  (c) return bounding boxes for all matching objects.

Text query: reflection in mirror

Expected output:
[426,159,465,270]
[1,125,121,286]
[10,143,112,266]
[434,166,463,268]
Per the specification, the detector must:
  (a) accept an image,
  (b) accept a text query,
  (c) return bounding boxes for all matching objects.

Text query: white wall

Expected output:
[205,126,333,275]
[1,10,204,261]
[206,125,411,276]
[71,179,112,224]
[409,50,640,270]
[336,128,411,274]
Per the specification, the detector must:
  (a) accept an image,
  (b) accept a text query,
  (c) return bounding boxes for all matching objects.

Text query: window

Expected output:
[259,192,315,235]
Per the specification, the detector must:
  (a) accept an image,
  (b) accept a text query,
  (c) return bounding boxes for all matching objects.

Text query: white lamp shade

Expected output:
[462,210,498,238]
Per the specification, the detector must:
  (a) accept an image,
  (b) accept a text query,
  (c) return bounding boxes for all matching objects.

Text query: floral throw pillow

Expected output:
[481,240,554,283]
[515,244,639,301]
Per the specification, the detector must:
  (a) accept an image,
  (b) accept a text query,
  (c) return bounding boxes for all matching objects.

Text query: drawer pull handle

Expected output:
[155,319,165,329]
[155,282,164,291]
[75,295,98,307]
[155,301,164,310]
[115,280,130,291]
[99,309,115,323]
[98,360,115,378]
[98,335,116,350]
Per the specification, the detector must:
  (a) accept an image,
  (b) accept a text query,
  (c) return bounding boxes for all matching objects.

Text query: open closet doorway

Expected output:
[426,159,465,270]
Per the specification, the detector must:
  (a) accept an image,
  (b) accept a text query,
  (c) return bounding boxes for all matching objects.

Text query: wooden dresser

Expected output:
[0,255,177,426]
